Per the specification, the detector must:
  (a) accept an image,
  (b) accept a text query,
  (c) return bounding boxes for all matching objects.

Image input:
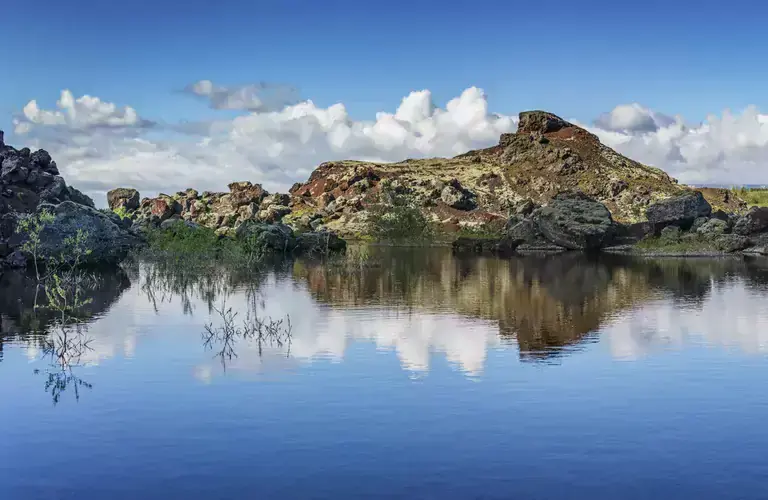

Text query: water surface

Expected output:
[2,249,768,499]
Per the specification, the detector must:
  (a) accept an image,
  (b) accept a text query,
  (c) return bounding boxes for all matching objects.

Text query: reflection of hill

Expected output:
[293,248,768,360]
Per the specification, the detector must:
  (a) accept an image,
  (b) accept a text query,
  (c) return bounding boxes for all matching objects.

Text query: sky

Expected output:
[3,0,768,205]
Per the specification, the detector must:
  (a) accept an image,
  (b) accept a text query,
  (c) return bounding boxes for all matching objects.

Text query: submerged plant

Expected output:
[202,299,293,371]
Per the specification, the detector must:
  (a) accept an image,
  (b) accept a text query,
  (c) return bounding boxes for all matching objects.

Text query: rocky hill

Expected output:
[286,111,745,237]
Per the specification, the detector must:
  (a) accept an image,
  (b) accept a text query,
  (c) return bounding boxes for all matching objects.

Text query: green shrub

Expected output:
[139,222,271,267]
[367,191,434,242]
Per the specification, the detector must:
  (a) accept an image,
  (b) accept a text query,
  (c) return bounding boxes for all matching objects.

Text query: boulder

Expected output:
[149,198,179,222]
[235,221,296,255]
[646,191,711,231]
[66,186,95,208]
[696,218,728,236]
[514,199,536,216]
[39,176,67,204]
[505,218,542,244]
[531,191,615,250]
[616,221,653,242]
[733,207,768,236]
[261,193,290,208]
[107,188,141,211]
[228,181,267,207]
[743,246,768,256]
[517,111,573,135]
[295,231,347,255]
[257,205,292,223]
[691,217,709,232]
[659,225,682,243]
[711,209,731,222]
[713,234,749,253]
[440,180,477,211]
[34,201,141,265]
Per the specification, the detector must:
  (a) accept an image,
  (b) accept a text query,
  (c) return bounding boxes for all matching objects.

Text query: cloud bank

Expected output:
[10,83,768,205]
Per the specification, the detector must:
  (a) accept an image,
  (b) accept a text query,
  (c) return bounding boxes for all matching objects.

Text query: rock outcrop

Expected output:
[1,134,138,270]
[645,191,712,232]
[531,192,615,250]
[453,191,615,255]
[287,110,747,239]
[107,188,140,211]
[733,207,768,236]
[112,182,347,257]
[37,201,141,265]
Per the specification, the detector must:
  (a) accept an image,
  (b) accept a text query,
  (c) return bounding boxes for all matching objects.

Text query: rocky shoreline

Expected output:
[2,109,768,273]
[452,190,768,257]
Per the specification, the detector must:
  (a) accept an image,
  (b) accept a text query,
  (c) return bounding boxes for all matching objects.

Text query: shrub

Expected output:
[367,192,434,242]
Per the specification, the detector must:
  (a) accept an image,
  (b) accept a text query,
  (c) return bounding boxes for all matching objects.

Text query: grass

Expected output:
[635,235,718,254]
[732,187,768,207]
[136,222,265,266]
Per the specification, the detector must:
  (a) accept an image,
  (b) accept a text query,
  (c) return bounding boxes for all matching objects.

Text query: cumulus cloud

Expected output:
[11,86,516,204]
[593,103,676,133]
[10,83,768,206]
[584,105,768,185]
[13,90,153,134]
[183,79,301,112]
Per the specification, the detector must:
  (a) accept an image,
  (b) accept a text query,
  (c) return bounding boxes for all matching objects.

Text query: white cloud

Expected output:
[593,103,676,133]
[14,90,152,133]
[184,80,301,112]
[584,105,768,185]
[10,85,768,206]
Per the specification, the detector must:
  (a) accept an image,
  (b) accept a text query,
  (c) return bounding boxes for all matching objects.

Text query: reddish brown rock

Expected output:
[228,181,267,206]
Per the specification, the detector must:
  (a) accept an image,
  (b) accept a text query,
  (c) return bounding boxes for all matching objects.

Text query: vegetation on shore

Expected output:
[731,187,768,207]
[137,223,263,264]
[634,235,719,254]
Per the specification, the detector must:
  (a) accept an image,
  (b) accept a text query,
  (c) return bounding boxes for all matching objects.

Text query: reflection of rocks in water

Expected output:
[0,267,132,377]
[131,258,293,316]
[0,267,131,336]
[0,266,131,405]
[294,248,768,361]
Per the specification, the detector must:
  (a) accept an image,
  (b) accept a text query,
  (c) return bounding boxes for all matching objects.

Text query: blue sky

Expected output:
[4,0,766,131]
[5,0,768,201]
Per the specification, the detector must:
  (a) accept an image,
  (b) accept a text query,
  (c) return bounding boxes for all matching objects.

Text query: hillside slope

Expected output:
[288,111,744,236]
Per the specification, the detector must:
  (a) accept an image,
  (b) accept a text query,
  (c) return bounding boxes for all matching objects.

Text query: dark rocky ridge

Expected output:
[1,132,143,270]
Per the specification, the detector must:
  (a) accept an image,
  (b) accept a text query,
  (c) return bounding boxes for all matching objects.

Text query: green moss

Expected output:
[111,206,131,220]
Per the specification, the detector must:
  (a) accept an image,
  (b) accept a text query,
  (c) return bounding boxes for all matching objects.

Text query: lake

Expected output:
[2,248,768,499]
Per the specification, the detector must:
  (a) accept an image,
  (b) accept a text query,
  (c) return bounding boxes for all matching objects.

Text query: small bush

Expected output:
[367,192,434,242]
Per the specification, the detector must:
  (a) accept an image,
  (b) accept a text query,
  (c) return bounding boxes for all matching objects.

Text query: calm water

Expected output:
[2,248,768,499]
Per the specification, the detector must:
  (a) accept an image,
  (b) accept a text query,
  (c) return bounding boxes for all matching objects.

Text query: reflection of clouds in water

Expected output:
[605,279,768,359]
[26,267,768,380]
[195,278,503,378]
